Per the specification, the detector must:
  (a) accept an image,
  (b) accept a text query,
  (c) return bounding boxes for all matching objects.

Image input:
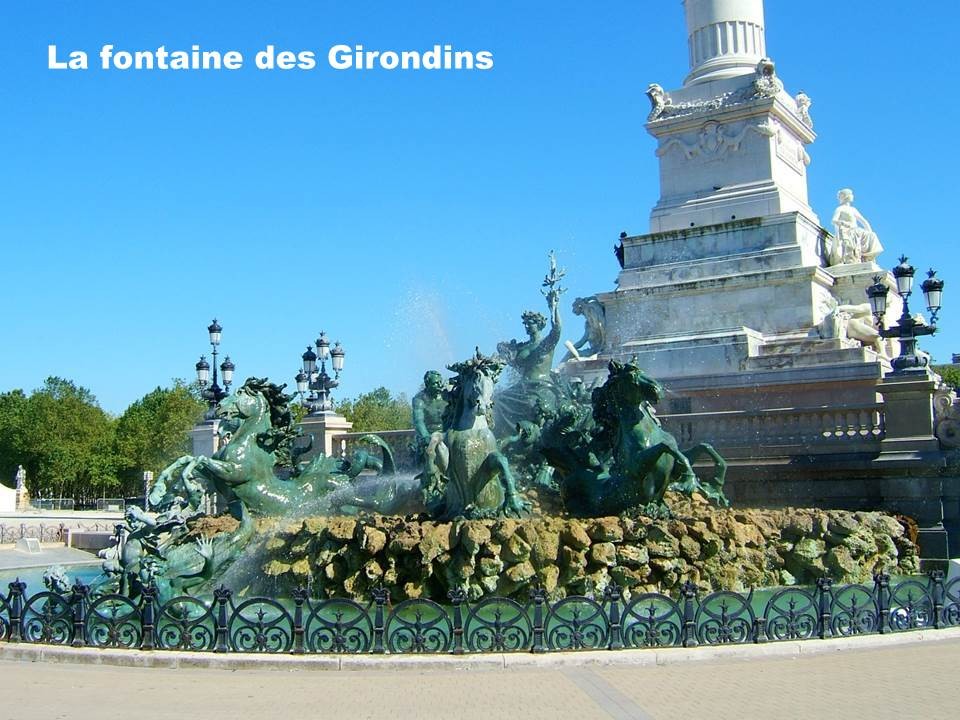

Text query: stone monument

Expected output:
[562,0,956,557]
[15,465,29,512]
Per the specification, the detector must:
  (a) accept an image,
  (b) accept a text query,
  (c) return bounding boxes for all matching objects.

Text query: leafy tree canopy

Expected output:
[113,381,206,494]
[0,377,116,499]
[934,364,960,391]
[335,386,412,433]
[0,377,205,500]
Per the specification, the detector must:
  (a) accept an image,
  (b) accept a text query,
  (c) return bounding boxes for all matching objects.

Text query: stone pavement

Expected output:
[2,638,957,720]
[0,545,98,571]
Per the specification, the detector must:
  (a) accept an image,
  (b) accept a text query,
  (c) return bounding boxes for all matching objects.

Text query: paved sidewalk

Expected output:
[2,639,957,720]
[0,545,98,571]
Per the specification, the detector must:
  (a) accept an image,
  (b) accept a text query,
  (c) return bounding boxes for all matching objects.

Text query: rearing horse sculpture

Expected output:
[427,350,531,519]
[541,359,728,516]
[154,377,394,517]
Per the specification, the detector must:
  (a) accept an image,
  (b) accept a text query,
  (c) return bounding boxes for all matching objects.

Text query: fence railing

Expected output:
[333,430,418,471]
[0,523,68,544]
[659,403,886,450]
[331,403,886,466]
[28,498,76,512]
[0,522,117,545]
[94,498,126,513]
[2,573,956,654]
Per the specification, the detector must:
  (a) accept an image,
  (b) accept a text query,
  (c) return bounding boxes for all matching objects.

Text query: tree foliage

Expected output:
[934,365,960,391]
[113,382,206,495]
[0,378,116,499]
[0,377,205,500]
[335,387,412,432]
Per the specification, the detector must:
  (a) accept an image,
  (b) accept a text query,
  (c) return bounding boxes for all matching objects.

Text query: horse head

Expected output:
[216,377,293,448]
[444,348,503,428]
[217,381,267,425]
[592,360,664,432]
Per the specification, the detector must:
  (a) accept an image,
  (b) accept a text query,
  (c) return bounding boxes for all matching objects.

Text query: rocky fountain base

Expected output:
[261,493,919,602]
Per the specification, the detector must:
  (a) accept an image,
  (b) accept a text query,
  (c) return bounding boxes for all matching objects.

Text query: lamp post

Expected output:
[296,330,346,414]
[195,318,236,417]
[865,256,945,374]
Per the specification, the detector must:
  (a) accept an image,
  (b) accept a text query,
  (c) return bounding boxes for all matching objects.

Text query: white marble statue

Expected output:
[14,464,29,511]
[795,91,813,128]
[646,83,671,122]
[828,189,883,266]
[820,299,888,356]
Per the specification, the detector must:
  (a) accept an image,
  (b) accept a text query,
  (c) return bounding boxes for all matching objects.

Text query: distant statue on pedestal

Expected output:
[820,299,888,357]
[14,464,29,511]
[828,188,883,265]
[562,296,606,361]
[795,91,813,128]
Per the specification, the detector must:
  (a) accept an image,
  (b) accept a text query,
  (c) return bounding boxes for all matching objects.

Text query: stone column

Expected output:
[190,419,220,458]
[877,370,940,452]
[298,412,354,461]
[876,368,948,564]
[684,0,766,85]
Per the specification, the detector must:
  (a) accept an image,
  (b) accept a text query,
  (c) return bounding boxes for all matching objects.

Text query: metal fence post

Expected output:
[371,586,389,654]
[530,587,547,653]
[680,581,698,648]
[929,570,945,630]
[139,582,157,651]
[70,582,89,648]
[752,616,766,644]
[448,587,467,655]
[604,584,624,650]
[816,577,833,640]
[214,585,232,653]
[874,573,890,635]
[292,586,307,655]
[7,579,26,643]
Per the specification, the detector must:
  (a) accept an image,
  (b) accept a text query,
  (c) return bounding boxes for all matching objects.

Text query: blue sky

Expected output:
[1,1,957,414]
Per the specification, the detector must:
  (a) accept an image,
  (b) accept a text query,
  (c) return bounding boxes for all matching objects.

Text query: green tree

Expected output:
[335,387,412,432]
[3,377,118,500]
[113,381,206,497]
[0,389,27,487]
[934,365,960,391]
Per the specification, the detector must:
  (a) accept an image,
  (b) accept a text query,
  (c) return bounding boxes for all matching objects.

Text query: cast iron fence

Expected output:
[1,572,957,655]
[0,522,119,545]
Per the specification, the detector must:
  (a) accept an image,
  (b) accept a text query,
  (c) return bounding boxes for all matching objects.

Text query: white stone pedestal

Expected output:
[190,419,221,458]
[298,413,354,461]
[877,370,941,452]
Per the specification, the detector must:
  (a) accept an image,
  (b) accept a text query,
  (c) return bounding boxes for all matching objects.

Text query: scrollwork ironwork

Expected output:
[830,584,878,636]
[0,591,10,641]
[85,594,142,648]
[156,596,216,651]
[228,598,294,653]
[2,574,959,656]
[464,597,532,652]
[545,596,608,651]
[886,579,933,632]
[385,598,453,653]
[304,598,373,653]
[763,587,818,641]
[20,591,74,645]
[695,590,754,645]
[942,576,960,627]
[622,592,683,648]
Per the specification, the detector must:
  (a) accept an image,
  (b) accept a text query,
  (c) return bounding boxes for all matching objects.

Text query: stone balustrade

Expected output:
[659,403,885,453]
[332,402,886,468]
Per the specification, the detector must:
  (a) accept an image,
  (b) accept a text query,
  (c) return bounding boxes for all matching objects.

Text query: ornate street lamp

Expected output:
[195,318,236,416]
[296,330,345,414]
[866,256,945,374]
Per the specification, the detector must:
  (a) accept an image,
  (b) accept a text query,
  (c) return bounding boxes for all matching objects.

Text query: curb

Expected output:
[3,627,959,672]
